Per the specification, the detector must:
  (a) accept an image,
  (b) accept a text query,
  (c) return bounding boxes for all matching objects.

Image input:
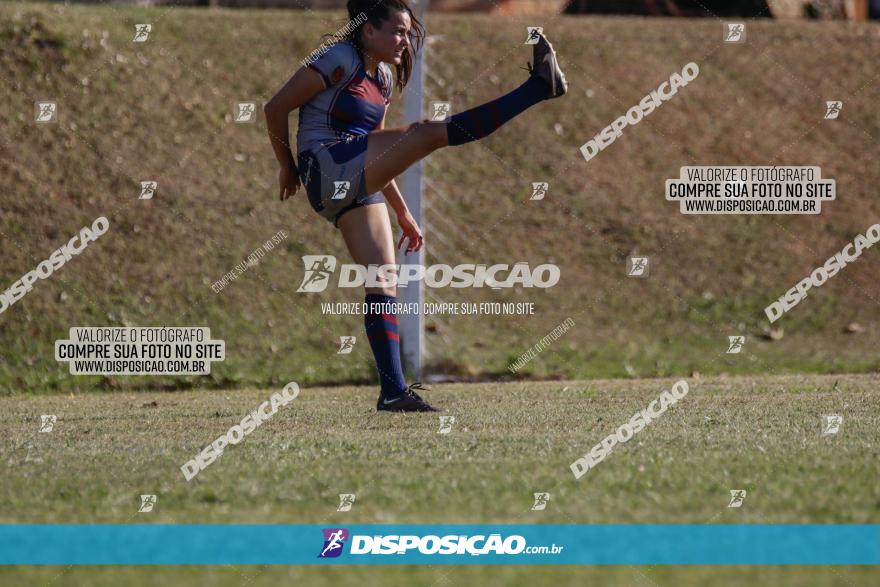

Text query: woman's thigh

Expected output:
[337,203,398,297]
[363,121,448,194]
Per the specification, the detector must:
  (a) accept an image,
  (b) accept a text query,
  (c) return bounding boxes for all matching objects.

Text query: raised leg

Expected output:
[363,74,551,194]
[363,120,448,195]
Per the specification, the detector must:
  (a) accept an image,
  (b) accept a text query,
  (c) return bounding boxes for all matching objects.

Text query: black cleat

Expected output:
[377,382,441,412]
[524,31,568,99]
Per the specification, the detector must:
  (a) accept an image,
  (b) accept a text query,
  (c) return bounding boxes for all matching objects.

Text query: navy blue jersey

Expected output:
[297,41,393,154]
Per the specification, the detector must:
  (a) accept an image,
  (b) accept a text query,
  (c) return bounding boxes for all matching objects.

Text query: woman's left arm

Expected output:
[382,177,423,254]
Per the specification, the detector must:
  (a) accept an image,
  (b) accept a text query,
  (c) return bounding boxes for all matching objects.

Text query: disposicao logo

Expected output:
[296,255,560,292]
[318,528,349,558]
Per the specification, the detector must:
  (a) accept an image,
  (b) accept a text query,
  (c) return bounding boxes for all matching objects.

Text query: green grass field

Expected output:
[2,0,880,583]
[1,373,878,584]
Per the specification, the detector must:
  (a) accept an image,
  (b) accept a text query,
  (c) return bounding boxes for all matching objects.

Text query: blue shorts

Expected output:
[297,135,384,228]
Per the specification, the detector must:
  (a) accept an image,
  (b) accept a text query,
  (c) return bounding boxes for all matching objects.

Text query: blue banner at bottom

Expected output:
[1,524,878,565]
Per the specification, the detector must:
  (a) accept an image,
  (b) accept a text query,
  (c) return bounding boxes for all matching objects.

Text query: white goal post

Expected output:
[398,0,429,380]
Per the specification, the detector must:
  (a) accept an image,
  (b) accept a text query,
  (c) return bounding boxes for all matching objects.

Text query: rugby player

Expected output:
[265,0,568,411]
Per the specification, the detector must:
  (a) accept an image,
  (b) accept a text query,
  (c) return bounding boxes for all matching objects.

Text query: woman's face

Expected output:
[363,9,412,65]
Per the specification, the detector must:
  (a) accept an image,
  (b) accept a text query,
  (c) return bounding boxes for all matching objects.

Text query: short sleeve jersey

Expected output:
[296,40,394,154]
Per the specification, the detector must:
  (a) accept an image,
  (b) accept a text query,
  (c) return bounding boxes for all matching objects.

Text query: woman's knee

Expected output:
[365,263,398,298]
[412,119,448,150]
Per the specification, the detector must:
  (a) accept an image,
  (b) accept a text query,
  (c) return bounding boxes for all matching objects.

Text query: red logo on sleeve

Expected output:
[331,66,344,84]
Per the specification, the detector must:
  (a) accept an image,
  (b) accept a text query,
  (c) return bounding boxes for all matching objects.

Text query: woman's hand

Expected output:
[279,159,300,201]
[396,210,424,254]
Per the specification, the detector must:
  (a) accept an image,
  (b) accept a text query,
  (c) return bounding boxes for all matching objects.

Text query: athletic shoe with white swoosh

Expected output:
[526,32,568,99]
[377,382,442,412]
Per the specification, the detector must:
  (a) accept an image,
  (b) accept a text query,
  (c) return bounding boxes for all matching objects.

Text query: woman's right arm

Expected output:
[264,66,326,200]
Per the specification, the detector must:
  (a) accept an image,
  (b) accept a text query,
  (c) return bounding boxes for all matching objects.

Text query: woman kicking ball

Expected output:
[265,0,568,412]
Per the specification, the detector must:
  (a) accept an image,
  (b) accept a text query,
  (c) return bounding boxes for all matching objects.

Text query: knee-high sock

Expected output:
[364,293,407,398]
[446,75,550,146]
